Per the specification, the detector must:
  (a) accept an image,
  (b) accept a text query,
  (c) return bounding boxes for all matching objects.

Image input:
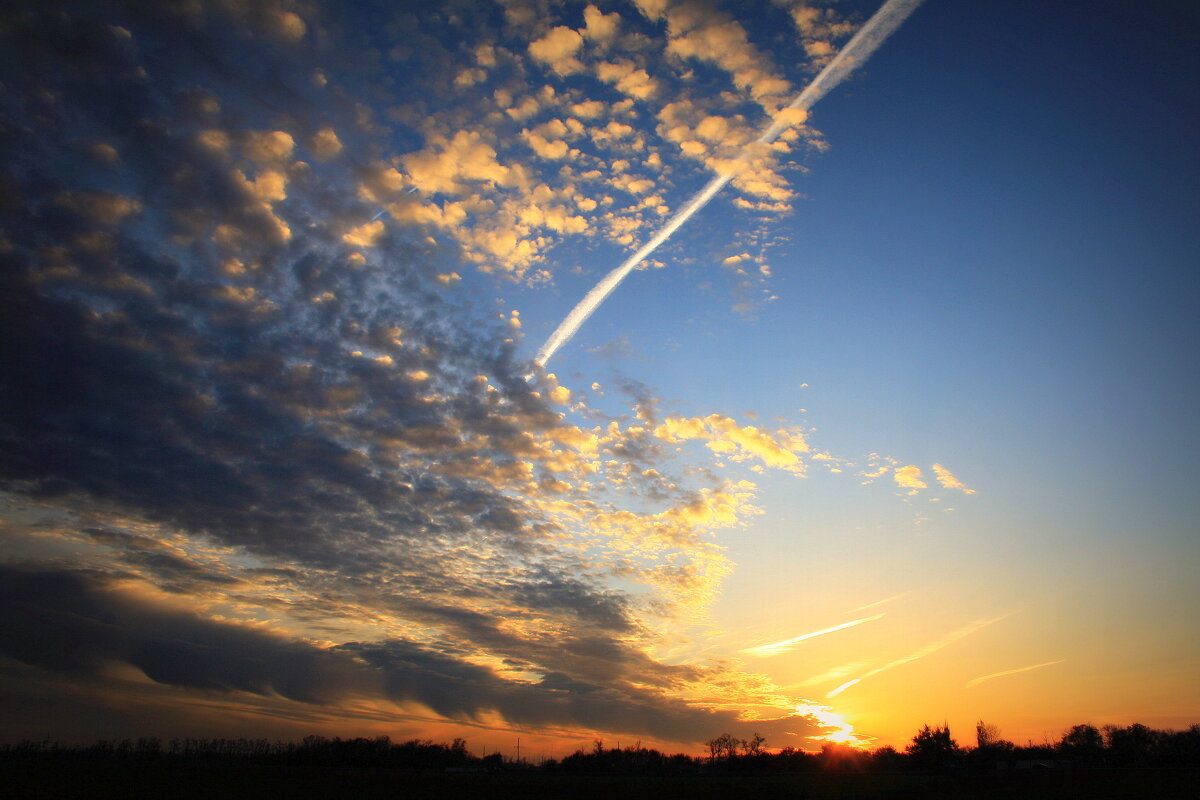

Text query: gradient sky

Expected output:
[1,0,1197,757]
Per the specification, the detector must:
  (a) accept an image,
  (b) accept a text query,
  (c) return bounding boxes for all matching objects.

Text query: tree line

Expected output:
[3,721,1199,773]
[0,735,477,770]
[697,721,1200,773]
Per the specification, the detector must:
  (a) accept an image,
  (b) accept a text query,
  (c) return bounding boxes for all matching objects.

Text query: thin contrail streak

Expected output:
[851,592,908,613]
[535,0,924,366]
[826,614,1010,698]
[740,613,885,657]
[964,659,1065,689]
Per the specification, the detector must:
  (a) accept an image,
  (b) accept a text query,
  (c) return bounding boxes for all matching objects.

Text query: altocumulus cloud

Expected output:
[0,0,849,746]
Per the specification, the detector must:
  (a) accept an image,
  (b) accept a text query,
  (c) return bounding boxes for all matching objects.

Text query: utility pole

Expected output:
[516,737,521,764]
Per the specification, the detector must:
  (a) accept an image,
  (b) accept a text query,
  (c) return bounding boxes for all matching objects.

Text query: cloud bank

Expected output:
[0,0,972,751]
[0,0,879,748]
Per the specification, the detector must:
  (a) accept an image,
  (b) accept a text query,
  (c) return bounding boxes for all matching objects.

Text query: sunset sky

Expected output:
[1,0,1197,757]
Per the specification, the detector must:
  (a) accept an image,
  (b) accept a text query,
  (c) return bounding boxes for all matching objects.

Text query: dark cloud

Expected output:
[345,639,740,743]
[0,566,364,704]
[0,566,824,743]
[82,528,243,592]
[0,1,556,572]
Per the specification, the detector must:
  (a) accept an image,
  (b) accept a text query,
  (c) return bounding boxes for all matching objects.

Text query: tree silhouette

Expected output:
[966,720,1015,769]
[906,724,960,770]
[1105,723,1159,766]
[742,733,766,757]
[975,720,1000,749]
[1059,723,1104,764]
[705,733,739,763]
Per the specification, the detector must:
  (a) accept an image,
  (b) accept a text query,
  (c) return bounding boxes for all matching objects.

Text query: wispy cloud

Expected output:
[826,678,862,698]
[965,659,1065,689]
[788,662,870,690]
[741,614,885,657]
[827,615,1011,697]
[932,463,976,494]
[852,593,908,613]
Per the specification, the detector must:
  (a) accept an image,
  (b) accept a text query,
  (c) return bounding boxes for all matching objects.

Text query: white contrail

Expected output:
[964,659,1065,689]
[740,613,885,657]
[535,0,924,367]
[851,592,909,613]
[825,614,1009,698]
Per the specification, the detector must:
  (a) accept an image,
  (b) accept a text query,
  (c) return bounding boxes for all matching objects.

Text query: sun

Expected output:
[793,703,872,750]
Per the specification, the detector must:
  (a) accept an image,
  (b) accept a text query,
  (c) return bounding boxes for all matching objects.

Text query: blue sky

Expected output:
[0,0,1196,753]
[525,0,1200,547]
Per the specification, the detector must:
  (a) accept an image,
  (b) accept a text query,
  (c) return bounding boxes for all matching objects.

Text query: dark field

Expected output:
[3,760,1198,800]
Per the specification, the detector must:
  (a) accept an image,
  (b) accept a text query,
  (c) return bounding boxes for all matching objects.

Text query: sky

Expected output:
[1,0,1197,757]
